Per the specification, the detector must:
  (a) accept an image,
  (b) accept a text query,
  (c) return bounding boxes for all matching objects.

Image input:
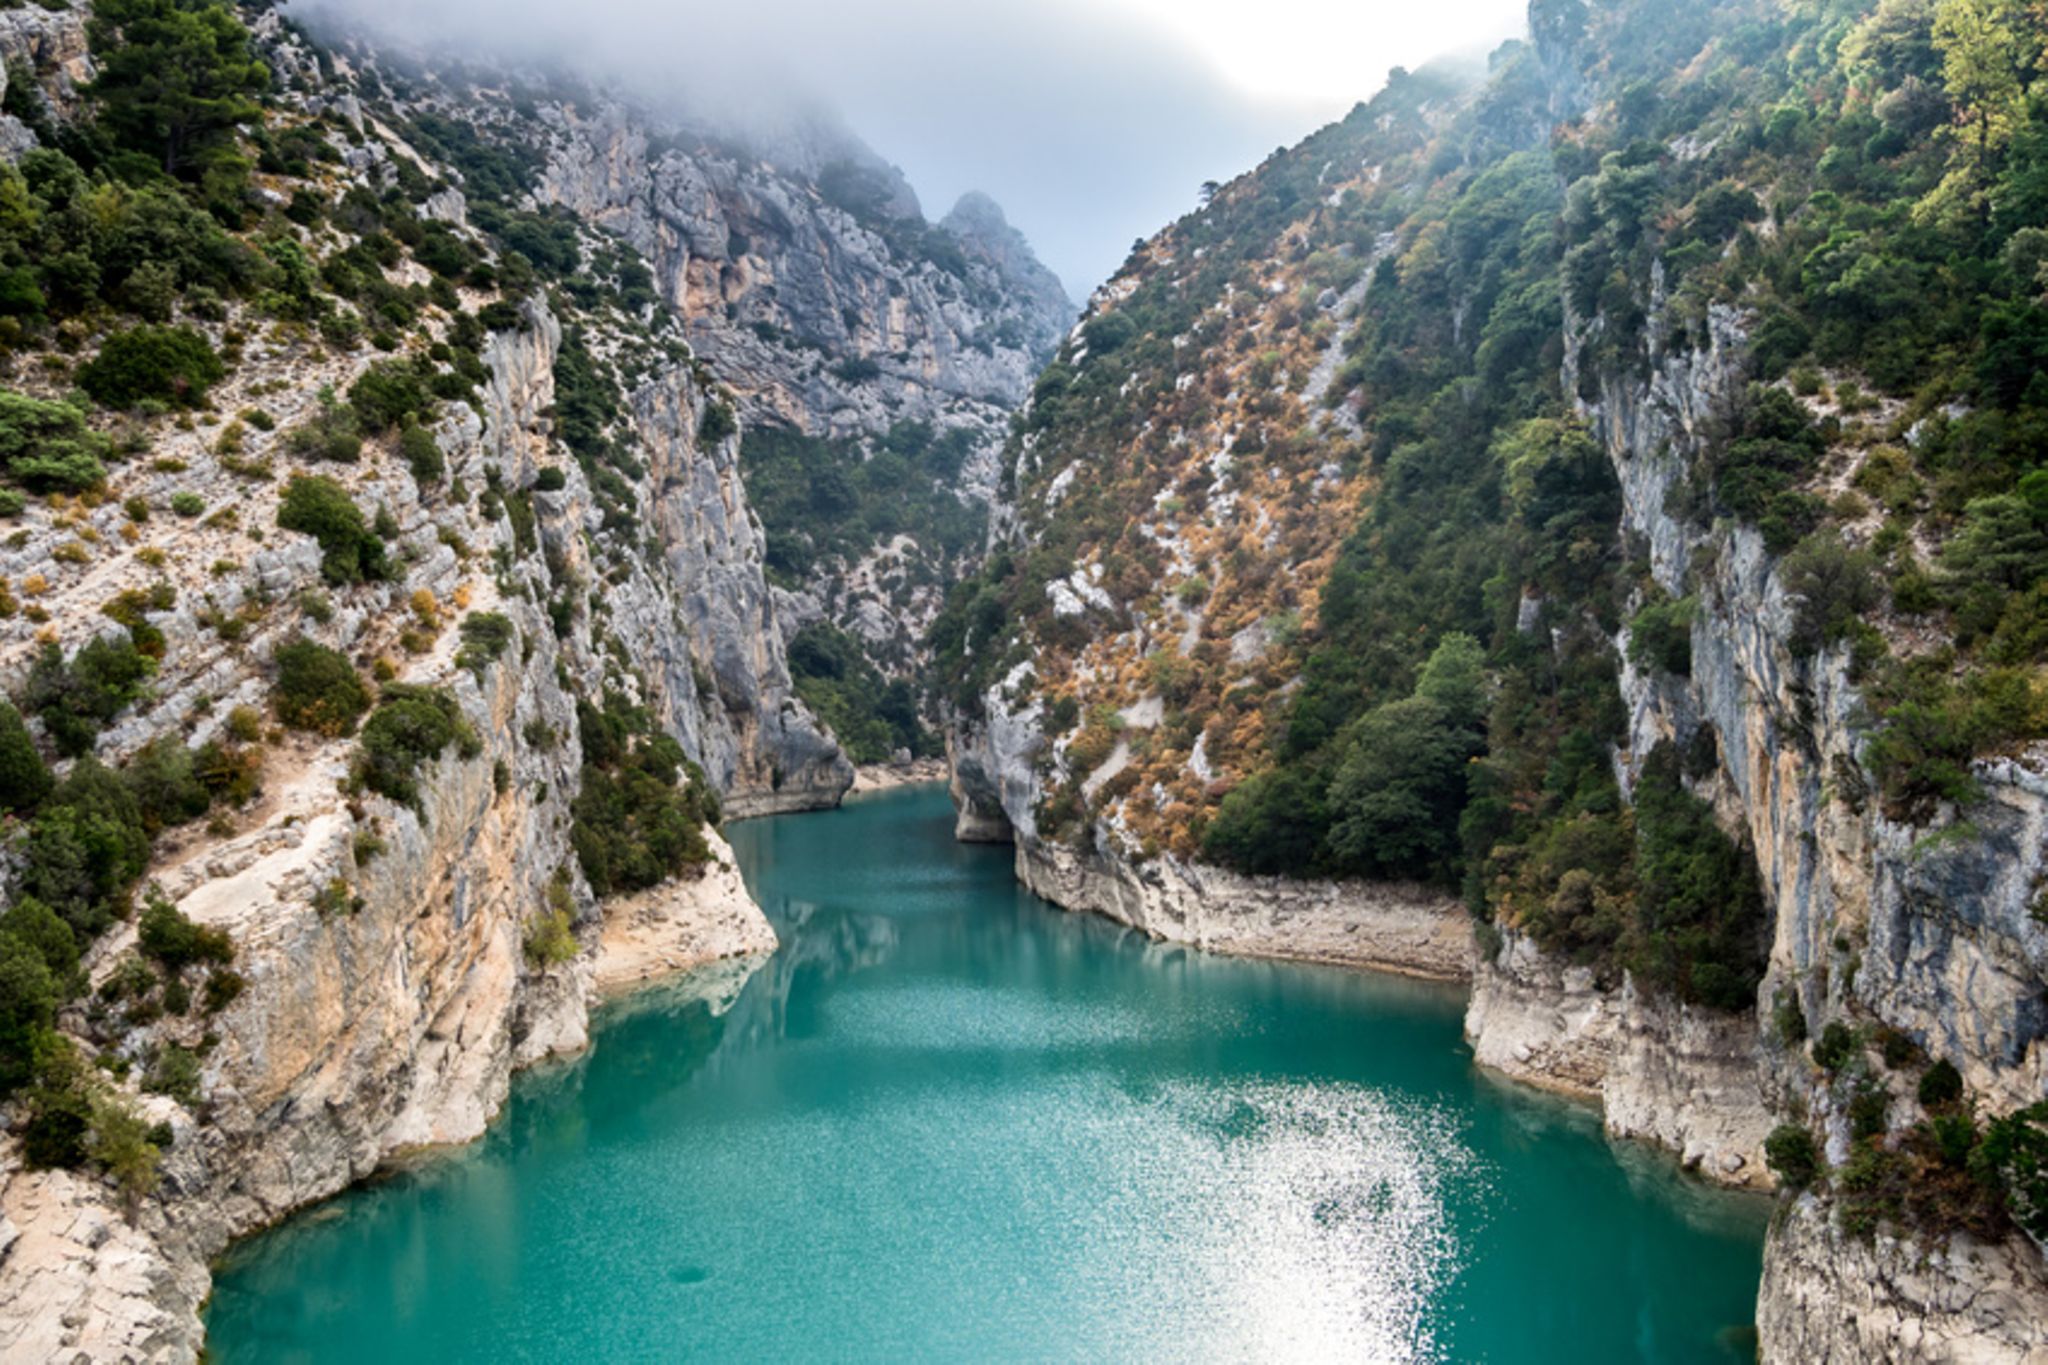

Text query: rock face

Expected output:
[533,100,1071,683]
[1466,934,1771,1186]
[1757,1197,2048,1363]
[1017,839,1471,980]
[535,103,1068,442]
[0,292,785,1363]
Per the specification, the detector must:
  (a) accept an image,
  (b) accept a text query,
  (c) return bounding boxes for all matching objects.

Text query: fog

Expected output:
[289,0,1528,297]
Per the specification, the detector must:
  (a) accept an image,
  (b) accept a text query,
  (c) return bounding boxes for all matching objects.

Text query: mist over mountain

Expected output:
[287,0,1527,295]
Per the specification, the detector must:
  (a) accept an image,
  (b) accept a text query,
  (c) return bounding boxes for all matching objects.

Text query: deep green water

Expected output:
[205,784,1766,1362]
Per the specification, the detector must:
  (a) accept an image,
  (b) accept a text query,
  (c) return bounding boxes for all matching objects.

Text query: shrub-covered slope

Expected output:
[942,0,2048,1337]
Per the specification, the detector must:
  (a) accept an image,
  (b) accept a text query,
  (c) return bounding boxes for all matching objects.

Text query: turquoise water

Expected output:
[205,785,1766,1362]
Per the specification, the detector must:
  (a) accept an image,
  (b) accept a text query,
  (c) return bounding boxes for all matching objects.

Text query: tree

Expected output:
[0,700,51,813]
[0,390,109,491]
[1325,696,1478,881]
[76,326,224,408]
[0,932,57,1094]
[271,638,369,735]
[85,0,268,181]
[1928,0,2045,212]
[277,475,390,585]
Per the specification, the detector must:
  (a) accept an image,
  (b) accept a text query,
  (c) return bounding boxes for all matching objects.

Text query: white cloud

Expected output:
[288,0,1528,296]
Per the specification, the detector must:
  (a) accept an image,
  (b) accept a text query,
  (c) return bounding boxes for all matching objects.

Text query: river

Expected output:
[204,784,1766,1362]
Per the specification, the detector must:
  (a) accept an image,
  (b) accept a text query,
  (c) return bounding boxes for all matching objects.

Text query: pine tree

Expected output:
[85,0,268,181]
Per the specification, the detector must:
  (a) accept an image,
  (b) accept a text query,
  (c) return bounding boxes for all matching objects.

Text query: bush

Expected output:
[1919,1058,1964,1108]
[137,896,233,974]
[1765,1122,1820,1189]
[1971,1103,2048,1242]
[569,695,718,897]
[121,737,212,833]
[0,390,110,491]
[353,686,480,806]
[523,908,578,967]
[1783,536,1882,656]
[170,491,204,517]
[399,423,443,483]
[533,465,566,492]
[277,475,390,585]
[272,638,370,735]
[698,400,737,444]
[1624,742,1767,1009]
[454,612,515,676]
[76,326,224,408]
[22,634,156,757]
[284,401,363,464]
[19,757,152,937]
[1814,1020,1858,1072]
[0,931,58,1095]
[1626,591,1695,676]
[0,700,52,813]
[348,359,432,433]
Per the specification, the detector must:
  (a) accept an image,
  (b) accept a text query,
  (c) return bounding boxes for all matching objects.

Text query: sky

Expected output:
[292,0,1529,299]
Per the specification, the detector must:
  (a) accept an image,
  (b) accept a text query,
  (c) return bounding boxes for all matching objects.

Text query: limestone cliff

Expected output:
[942,0,2048,1357]
[0,6,1051,1356]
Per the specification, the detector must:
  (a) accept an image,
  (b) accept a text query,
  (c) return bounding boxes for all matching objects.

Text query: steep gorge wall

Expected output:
[0,301,783,1361]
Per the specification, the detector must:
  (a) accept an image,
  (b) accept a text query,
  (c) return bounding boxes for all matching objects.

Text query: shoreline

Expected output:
[846,758,950,796]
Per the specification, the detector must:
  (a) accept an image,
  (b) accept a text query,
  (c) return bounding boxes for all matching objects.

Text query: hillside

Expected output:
[0,2,1065,1356]
[941,0,2048,1354]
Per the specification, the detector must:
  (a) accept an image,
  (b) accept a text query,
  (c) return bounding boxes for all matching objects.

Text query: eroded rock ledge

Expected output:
[1014,839,1471,981]
[1466,932,1773,1188]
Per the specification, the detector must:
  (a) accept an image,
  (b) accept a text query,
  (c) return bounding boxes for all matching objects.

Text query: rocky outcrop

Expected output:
[535,102,1068,441]
[1016,839,1470,980]
[530,98,1069,688]
[601,357,852,815]
[592,829,778,996]
[1466,935,1773,1187]
[1757,1197,2048,1363]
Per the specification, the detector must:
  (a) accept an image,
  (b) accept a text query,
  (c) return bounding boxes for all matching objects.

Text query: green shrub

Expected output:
[137,896,233,974]
[698,400,737,444]
[0,390,110,491]
[271,638,369,735]
[1919,1058,1964,1108]
[454,612,515,676]
[0,931,59,1095]
[0,700,52,813]
[353,686,480,806]
[1623,742,1767,1009]
[143,1043,202,1106]
[569,694,718,897]
[348,359,432,433]
[19,757,152,937]
[22,635,156,757]
[170,491,204,517]
[533,466,566,492]
[1626,591,1696,676]
[284,400,363,464]
[1971,1103,2048,1243]
[277,474,391,585]
[121,737,212,833]
[1765,1122,1820,1190]
[1783,536,1882,656]
[399,423,443,483]
[1813,1020,1858,1072]
[76,326,224,408]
